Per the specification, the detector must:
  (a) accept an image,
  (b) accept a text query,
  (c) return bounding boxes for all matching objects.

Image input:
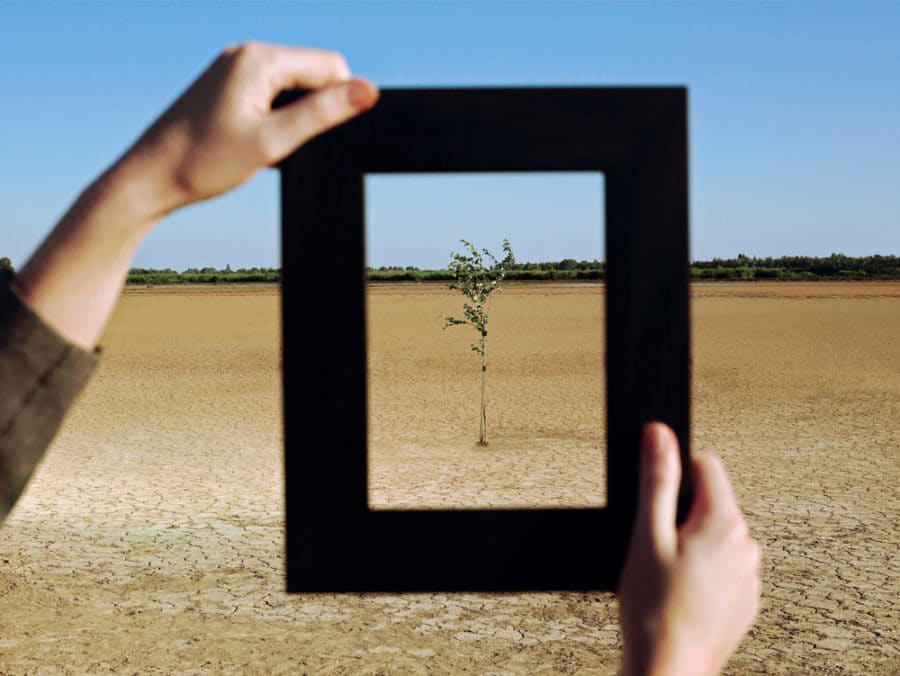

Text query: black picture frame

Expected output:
[278,87,690,592]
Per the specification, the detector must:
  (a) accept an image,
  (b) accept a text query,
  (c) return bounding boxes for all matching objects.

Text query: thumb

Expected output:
[634,422,682,559]
[264,78,379,162]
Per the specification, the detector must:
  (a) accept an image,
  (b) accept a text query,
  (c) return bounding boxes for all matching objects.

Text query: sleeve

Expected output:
[0,269,101,524]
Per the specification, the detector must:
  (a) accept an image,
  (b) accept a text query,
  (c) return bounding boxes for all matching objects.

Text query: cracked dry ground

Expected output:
[1,282,897,674]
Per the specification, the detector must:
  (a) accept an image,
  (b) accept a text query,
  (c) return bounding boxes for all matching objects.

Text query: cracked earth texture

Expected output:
[0,282,897,674]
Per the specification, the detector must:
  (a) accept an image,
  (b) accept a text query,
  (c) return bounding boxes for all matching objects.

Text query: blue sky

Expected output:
[366,173,605,269]
[1,1,898,270]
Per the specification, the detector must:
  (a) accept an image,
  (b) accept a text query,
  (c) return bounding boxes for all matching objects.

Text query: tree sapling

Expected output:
[441,239,515,445]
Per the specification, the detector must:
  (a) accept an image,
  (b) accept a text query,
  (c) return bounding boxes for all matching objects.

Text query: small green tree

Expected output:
[441,239,515,445]
[0,257,13,274]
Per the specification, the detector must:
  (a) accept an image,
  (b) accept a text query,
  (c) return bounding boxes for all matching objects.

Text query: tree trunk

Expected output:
[479,325,487,445]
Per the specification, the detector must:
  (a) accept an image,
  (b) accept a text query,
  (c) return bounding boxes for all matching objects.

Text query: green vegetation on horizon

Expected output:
[4,254,897,285]
[128,253,900,283]
[371,253,899,281]
[125,265,280,284]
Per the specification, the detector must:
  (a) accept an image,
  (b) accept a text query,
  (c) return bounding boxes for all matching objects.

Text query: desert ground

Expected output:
[0,281,897,674]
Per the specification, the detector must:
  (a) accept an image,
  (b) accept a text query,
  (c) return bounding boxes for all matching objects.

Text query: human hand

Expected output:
[112,41,379,224]
[16,42,377,351]
[618,423,761,676]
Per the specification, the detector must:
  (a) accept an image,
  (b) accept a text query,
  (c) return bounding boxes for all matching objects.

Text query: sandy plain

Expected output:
[0,281,897,674]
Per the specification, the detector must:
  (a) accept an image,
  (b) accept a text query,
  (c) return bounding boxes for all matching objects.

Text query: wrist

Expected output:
[93,149,175,236]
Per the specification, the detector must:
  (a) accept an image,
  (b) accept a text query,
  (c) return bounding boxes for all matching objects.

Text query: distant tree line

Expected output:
[368,254,899,282]
[0,253,883,285]
[689,253,899,280]
[366,263,605,282]
[126,265,280,284]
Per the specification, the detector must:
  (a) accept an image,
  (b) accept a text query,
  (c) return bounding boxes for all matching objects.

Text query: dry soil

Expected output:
[0,282,897,674]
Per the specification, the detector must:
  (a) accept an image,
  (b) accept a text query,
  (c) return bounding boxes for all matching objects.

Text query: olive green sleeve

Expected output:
[0,270,100,523]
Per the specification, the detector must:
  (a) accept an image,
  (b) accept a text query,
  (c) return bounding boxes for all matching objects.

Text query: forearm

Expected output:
[16,158,161,351]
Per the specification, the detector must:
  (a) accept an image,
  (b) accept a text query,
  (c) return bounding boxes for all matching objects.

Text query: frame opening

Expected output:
[364,171,607,510]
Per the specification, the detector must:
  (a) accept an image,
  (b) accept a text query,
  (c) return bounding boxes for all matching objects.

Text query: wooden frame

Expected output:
[278,87,690,592]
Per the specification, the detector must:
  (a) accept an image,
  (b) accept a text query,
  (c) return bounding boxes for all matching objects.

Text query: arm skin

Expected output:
[15,42,379,350]
[618,423,762,676]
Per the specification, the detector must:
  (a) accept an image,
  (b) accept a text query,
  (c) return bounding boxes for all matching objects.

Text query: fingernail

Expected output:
[348,79,378,110]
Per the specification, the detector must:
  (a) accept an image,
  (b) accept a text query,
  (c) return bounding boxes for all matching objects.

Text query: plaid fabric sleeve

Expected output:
[0,269,100,524]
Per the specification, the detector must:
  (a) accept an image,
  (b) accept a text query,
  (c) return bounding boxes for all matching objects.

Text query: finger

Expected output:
[223,42,352,94]
[682,452,741,533]
[261,44,352,90]
[262,78,379,163]
[635,422,681,558]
